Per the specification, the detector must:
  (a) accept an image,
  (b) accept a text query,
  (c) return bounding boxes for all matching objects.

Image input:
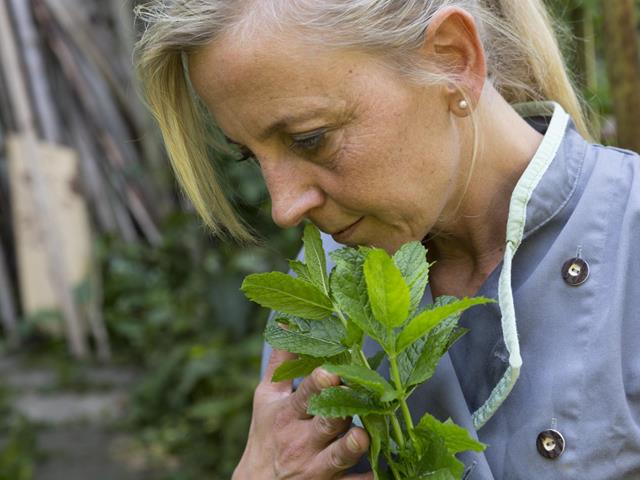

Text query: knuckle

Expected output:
[272,408,292,431]
[315,416,341,438]
[253,383,267,406]
[289,392,309,416]
[275,439,307,475]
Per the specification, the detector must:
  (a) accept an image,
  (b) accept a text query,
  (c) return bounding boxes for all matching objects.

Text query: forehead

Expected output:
[188,31,386,133]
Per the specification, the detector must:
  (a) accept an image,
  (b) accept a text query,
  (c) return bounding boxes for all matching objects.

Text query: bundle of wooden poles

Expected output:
[0,0,177,359]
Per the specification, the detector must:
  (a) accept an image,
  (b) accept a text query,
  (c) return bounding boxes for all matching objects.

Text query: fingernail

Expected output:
[317,369,334,388]
[347,432,361,453]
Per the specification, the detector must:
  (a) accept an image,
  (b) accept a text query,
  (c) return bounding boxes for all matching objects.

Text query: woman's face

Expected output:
[190,32,470,253]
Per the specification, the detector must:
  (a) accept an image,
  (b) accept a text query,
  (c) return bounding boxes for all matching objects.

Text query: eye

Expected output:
[290,129,327,153]
[225,137,257,164]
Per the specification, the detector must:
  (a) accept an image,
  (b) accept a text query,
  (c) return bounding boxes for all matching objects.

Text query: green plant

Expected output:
[242,224,492,479]
[101,210,301,479]
[0,387,37,480]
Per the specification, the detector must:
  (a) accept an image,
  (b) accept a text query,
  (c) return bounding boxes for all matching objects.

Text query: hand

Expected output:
[233,349,373,479]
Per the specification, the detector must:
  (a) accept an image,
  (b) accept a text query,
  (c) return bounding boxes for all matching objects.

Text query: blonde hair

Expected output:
[134,0,590,242]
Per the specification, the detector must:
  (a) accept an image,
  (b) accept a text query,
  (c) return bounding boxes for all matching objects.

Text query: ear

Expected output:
[421,6,487,115]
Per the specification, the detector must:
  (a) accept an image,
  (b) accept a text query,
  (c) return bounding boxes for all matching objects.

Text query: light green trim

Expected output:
[472,102,570,430]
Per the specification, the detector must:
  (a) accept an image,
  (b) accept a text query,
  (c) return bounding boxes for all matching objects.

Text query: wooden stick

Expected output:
[86,241,111,362]
[0,238,20,347]
[0,0,88,358]
[33,0,162,245]
[8,0,61,143]
[42,0,174,219]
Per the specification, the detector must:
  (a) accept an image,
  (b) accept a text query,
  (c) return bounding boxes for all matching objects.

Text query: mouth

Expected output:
[331,217,364,243]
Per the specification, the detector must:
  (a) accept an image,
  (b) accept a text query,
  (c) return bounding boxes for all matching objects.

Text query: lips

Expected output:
[331,217,363,243]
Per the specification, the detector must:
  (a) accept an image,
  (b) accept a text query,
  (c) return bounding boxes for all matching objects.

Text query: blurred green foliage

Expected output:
[100,153,302,478]
[0,387,37,480]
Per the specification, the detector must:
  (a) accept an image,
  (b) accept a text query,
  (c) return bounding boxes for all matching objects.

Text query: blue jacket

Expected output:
[262,102,640,479]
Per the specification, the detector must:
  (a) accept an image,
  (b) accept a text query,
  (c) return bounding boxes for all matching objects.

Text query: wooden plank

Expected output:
[7,136,92,336]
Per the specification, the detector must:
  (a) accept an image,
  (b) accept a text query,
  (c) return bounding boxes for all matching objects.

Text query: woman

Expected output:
[134,1,640,478]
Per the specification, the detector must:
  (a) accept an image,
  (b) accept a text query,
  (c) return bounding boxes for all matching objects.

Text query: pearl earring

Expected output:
[458,99,469,110]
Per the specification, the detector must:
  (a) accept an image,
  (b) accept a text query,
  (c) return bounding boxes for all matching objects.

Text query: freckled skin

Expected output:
[189,9,543,279]
[190,33,465,255]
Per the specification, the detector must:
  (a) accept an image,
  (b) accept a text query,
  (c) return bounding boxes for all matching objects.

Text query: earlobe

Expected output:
[450,93,473,118]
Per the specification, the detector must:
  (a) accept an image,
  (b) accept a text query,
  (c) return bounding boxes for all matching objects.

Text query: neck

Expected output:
[425,86,544,279]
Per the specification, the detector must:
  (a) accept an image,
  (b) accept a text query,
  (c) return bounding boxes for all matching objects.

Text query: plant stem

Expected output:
[390,413,405,450]
[334,308,349,329]
[358,349,370,368]
[389,462,402,480]
[389,356,417,444]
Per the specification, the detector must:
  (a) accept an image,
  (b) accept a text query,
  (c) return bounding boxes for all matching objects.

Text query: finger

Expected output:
[288,367,340,419]
[261,348,297,393]
[313,427,370,475]
[310,415,352,447]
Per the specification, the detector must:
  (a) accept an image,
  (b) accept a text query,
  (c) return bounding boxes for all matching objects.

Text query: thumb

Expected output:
[261,348,297,393]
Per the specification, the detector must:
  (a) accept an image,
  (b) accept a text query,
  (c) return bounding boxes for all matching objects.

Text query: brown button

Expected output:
[561,257,589,286]
[536,429,565,459]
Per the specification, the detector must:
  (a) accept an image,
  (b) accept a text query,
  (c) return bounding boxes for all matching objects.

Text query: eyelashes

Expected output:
[289,128,327,153]
[225,128,330,164]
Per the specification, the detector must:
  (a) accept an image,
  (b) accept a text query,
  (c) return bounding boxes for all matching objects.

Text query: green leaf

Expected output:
[344,320,363,347]
[288,259,313,284]
[272,356,324,382]
[396,297,492,353]
[329,248,391,349]
[277,314,346,344]
[414,469,457,480]
[242,272,333,320]
[363,414,388,480]
[397,297,460,386]
[307,387,390,417]
[393,241,430,314]
[265,322,347,358]
[415,413,487,454]
[367,351,386,371]
[303,223,330,294]
[412,428,465,479]
[364,249,410,329]
[322,364,397,401]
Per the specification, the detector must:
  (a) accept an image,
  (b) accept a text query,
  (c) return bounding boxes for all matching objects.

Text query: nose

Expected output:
[262,162,325,229]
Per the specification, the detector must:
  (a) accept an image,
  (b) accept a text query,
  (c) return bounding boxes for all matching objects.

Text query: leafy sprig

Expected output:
[241,224,492,479]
